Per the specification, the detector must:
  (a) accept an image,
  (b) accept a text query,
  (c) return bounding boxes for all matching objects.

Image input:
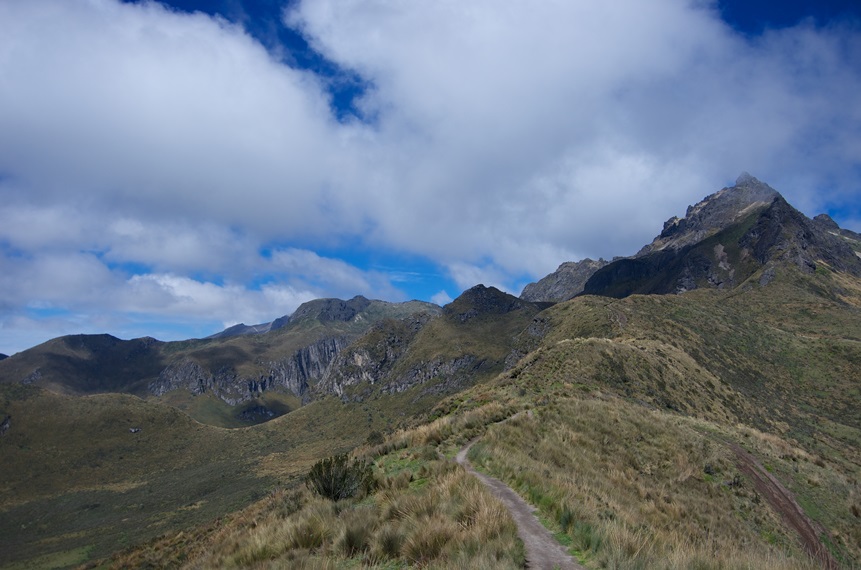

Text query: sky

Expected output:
[1,0,860,355]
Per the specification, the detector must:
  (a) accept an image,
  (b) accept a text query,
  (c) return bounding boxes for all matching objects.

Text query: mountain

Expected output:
[319,285,546,401]
[583,189,861,298]
[635,172,778,256]
[523,172,861,301]
[205,295,431,339]
[520,258,609,302]
[0,353,7,360]
[2,174,861,569]
[0,296,442,426]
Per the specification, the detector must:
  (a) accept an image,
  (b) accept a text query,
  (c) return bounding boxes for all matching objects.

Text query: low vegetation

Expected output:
[4,265,861,569]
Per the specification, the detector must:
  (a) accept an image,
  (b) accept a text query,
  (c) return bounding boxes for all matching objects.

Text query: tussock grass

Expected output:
[470,397,824,569]
[110,416,525,569]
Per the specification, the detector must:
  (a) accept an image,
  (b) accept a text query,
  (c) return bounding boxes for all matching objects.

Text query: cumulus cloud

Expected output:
[430,290,452,307]
[1,0,860,351]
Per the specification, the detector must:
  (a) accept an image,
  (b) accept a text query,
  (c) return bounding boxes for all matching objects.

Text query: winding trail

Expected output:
[456,441,584,570]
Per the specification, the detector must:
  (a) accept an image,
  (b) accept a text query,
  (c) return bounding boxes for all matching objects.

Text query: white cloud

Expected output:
[430,290,452,306]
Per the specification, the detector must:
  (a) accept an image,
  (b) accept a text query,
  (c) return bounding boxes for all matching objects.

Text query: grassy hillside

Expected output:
[0,383,422,569]
[90,266,861,569]
[2,258,860,568]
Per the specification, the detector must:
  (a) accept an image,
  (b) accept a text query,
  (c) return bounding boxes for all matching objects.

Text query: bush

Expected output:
[366,430,385,446]
[305,454,374,501]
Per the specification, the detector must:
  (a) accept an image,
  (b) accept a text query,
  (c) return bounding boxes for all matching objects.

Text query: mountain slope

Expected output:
[0,297,442,426]
[520,258,609,302]
[581,179,861,298]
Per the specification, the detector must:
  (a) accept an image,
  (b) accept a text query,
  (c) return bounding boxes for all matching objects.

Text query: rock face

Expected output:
[582,180,861,299]
[318,313,435,399]
[149,336,349,404]
[445,284,532,321]
[637,173,778,257]
[520,258,609,302]
[319,286,542,402]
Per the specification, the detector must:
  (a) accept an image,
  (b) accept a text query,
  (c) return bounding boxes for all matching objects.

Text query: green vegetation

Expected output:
[306,454,373,501]
[3,249,861,568]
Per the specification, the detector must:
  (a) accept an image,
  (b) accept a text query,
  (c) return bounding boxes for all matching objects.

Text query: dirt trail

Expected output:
[456,441,583,570]
[729,443,838,569]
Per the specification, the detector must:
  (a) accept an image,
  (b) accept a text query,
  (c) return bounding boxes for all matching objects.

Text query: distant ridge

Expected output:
[207,296,439,339]
[522,173,861,301]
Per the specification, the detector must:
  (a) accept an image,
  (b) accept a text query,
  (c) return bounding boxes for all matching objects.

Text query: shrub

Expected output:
[305,454,374,501]
[366,430,385,446]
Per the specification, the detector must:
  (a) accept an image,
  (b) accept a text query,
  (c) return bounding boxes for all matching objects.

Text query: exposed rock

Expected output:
[520,258,609,302]
[382,356,480,397]
[22,369,41,385]
[582,189,861,299]
[149,336,349,404]
[637,173,778,257]
[739,196,861,276]
[318,313,435,399]
[444,285,528,322]
[0,415,10,436]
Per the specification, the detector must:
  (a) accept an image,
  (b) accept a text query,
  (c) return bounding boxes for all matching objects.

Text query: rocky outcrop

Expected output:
[319,313,436,399]
[582,188,861,299]
[0,415,10,436]
[739,196,861,277]
[444,284,532,322]
[637,173,778,257]
[520,258,609,302]
[149,336,349,404]
[264,336,348,398]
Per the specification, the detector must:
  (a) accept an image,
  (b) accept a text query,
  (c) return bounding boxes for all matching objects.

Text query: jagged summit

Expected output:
[637,173,779,257]
[523,174,861,302]
[520,258,609,302]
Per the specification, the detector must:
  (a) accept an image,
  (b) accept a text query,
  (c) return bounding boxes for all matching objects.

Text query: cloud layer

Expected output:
[1,0,860,353]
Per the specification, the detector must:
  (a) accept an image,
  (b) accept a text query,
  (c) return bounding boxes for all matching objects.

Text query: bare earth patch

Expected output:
[730,443,838,569]
[457,441,583,570]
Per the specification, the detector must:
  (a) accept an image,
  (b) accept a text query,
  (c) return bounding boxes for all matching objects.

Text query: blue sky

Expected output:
[1,0,860,354]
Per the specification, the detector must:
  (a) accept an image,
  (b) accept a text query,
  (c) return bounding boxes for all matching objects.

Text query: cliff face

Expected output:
[317,314,434,399]
[149,336,349,405]
[520,258,609,302]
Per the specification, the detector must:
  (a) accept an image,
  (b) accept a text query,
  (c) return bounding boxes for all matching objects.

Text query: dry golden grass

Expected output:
[468,397,824,569]
[107,416,525,569]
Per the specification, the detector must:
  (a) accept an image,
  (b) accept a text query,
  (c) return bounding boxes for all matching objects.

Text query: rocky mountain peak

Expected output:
[813,213,840,231]
[638,173,779,257]
[520,258,609,302]
[445,285,528,322]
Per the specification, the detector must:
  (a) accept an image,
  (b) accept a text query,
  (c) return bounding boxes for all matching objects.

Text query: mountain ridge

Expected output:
[522,173,861,302]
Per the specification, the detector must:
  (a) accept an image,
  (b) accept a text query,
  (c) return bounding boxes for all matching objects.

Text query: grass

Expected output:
[4,264,861,568]
[468,398,823,569]
[106,419,526,569]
